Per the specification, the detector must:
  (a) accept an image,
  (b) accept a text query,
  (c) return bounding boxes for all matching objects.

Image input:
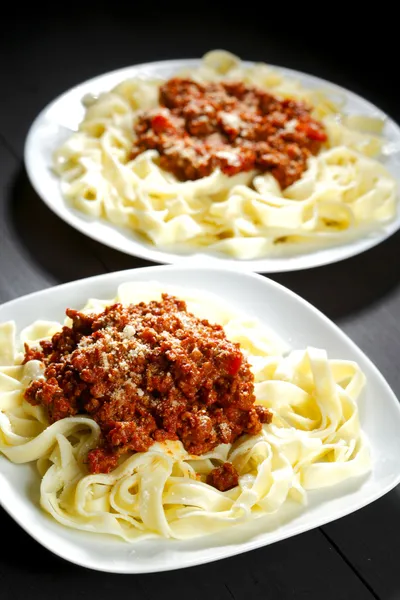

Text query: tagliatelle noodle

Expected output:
[0,282,371,540]
[52,50,397,260]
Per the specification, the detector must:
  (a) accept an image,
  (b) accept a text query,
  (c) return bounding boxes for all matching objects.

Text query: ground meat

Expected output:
[23,294,272,482]
[207,462,239,491]
[131,78,327,189]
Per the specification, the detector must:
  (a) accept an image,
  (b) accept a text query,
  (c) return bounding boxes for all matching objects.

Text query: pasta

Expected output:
[52,50,397,260]
[0,282,371,541]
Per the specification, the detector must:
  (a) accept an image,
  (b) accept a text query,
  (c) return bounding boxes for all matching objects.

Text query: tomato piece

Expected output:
[151,114,174,134]
[297,121,327,142]
[305,126,327,141]
[227,353,242,375]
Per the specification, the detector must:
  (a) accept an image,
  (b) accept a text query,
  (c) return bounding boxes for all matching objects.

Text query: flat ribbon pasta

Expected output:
[0,284,371,540]
[53,50,397,260]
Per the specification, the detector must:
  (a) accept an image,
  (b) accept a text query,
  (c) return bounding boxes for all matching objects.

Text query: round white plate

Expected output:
[24,58,400,273]
[1,265,400,573]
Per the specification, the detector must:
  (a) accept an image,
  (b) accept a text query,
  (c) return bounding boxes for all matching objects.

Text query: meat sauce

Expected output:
[23,294,271,491]
[131,78,327,189]
[206,461,239,492]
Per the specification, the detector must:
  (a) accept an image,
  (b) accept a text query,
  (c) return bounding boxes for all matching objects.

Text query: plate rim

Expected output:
[23,56,400,274]
[1,264,400,573]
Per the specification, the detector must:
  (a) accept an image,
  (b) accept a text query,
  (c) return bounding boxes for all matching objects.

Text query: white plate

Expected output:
[1,265,400,573]
[24,59,400,273]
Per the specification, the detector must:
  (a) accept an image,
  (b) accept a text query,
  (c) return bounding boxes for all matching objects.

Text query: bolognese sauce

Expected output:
[131,78,327,189]
[23,294,271,489]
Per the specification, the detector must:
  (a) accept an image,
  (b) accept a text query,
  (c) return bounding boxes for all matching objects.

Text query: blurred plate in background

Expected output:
[24,59,400,272]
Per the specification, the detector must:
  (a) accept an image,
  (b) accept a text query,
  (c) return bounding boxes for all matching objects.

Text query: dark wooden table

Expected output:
[1,8,400,600]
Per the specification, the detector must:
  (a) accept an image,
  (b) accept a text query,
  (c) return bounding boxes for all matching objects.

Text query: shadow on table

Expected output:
[7,164,400,321]
[0,506,350,592]
[6,166,123,285]
[271,225,400,320]
[6,166,105,283]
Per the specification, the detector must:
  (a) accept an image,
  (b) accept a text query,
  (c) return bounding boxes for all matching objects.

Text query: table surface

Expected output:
[1,9,400,600]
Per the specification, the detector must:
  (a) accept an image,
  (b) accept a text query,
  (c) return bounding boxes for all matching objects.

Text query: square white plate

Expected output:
[1,265,400,573]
